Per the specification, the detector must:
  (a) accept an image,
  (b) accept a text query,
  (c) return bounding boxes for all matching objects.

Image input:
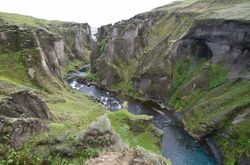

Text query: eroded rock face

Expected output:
[0,90,54,120]
[133,36,172,100]
[90,11,164,88]
[36,28,66,79]
[239,149,250,165]
[172,21,250,80]
[58,23,93,60]
[0,20,93,92]
[0,90,53,148]
[0,24,37,51]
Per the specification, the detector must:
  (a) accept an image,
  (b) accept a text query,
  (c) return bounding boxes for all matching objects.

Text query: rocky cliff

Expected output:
[0,12,93,92]
[90,0,250,164]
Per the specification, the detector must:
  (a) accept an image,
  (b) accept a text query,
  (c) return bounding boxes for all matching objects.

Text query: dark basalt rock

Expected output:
[0,115,47,148]
[76,77,92,86]
[90,11,165,88]
[0,90,54,148]
[0,90,54,120]
[176,21,250,80]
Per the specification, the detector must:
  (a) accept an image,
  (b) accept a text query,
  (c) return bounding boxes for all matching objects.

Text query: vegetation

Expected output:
[0,49,34,87]
[85,70,97,82]
[111,59,138,95]
[61,59,85,77]
[0,83,108,164]
[0,89,165,164]
[108,110,162,154]
[215,114,250,164]
[0,12,62,28]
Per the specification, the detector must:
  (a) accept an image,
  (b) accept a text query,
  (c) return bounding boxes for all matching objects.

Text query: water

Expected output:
[67,70,218,165]
[91,27,98,41]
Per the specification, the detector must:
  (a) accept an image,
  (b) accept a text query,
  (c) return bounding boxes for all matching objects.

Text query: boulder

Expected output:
[0,90,54,148]
[0,90,54,120]
[0,115,47,148]
[76,114,126,152]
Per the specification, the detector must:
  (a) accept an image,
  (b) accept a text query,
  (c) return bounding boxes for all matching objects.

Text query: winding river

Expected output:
[67,68,218,165]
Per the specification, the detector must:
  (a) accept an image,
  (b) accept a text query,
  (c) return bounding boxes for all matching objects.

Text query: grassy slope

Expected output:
[0,50,35,87]
[109,110,162,154]
[0,12,63,28]
[0,87,164,164]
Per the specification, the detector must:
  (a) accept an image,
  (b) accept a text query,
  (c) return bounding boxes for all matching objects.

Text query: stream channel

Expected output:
[67,67,218,165]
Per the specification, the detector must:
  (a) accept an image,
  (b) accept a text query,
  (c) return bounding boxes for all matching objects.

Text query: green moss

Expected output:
[168,54,230,112]
[208,64,228,89]
[96,38,108,55]
[147,12,196,51]
[85,70,97,82]
[112,81,134,94]
[197,1,250,22]
[185,80,250,131]
[111,59,138,95]
[0,12,62,28]
[0,49,35,87]
[61,59,85,76]
[215,111,250,165]
[173,76,250,165]
[168,58,207,111]
[108,110,162,154]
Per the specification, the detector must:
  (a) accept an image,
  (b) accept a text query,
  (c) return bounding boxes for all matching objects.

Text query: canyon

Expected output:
[0,0,249,164]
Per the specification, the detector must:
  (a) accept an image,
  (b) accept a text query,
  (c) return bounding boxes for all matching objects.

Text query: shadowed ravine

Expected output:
[67,68,218,165]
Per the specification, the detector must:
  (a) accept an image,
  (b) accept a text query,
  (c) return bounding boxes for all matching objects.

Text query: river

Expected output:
[67,68,218,165]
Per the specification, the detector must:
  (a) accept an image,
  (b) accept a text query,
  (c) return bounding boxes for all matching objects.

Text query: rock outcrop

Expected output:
[42,115,127,159]
[0,90,54,120]
[76,114,126,152]
[0,90,53,148]
[0,115,47,148]
[33,114,166,164]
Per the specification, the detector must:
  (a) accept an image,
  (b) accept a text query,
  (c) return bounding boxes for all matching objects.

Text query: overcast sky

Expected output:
[0,0,177,27]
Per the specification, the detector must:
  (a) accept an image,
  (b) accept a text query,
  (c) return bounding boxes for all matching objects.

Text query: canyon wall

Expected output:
[90,0,250,164]
[0,14,93,92]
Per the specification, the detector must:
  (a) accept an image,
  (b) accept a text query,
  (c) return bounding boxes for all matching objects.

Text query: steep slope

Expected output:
[90,0,250,164]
